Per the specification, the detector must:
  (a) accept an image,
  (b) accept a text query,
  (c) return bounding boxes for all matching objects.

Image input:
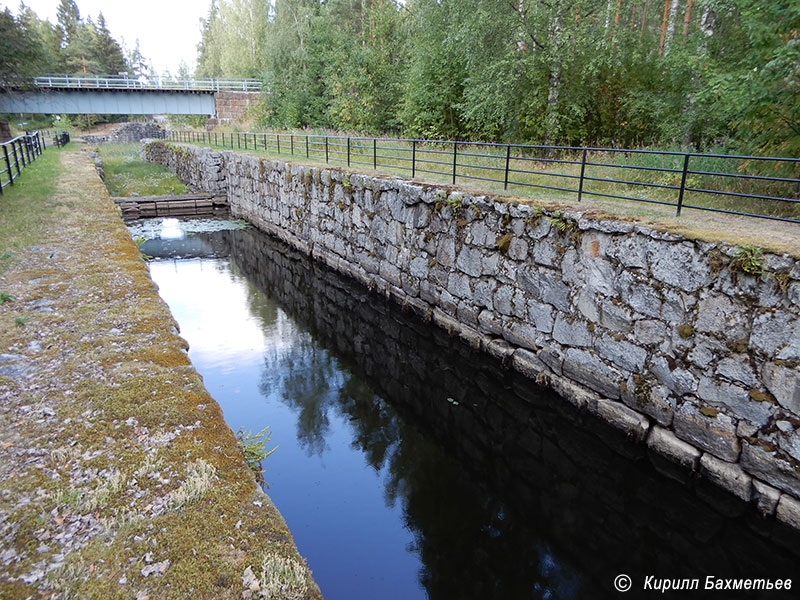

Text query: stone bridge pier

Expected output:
[207,91,261,127]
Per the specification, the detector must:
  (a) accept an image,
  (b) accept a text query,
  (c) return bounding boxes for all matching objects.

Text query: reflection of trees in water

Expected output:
[252,309,583,598]
[259,332,343,457]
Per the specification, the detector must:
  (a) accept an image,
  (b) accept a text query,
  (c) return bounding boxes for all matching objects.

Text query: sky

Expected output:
[2,0,210,76]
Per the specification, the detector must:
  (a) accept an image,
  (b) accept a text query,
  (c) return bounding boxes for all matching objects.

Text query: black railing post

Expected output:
[244,133,248,150]
[325,137,329,163]
[41,131,45,150]
[11,143,20,177]
[676,153,691,216]
[452,142,457,184]
[504,145,511,190]
[347,137,351,167]
[412,140,416,178]
[3,145,11,186]
[291,134,294,155]
[277,134,281,154]
[11,142,25,177]
[577,148,588,202]
[373,138,377,170]
[306,135,309,158]
[237,133,241,149]
[263,133,267,152]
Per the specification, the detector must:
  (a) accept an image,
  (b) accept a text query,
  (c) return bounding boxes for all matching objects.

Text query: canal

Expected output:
[131,217,800,600]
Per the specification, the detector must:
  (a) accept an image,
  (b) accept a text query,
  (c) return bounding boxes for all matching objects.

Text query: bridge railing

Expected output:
[169,130,800,224]
[33,75,262,92]
[1,131,49,195]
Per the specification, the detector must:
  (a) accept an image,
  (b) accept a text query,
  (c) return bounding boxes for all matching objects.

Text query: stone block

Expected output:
[752,480,781,516]
[697,376,772,424]
[621,380,675,426]
[596,335,647,372]
[527,301,554,333]
[715,356,758,388]
[562,348,623,399]
[647,426,701,470]
[517,268,570,311]
[699,454,752,502]
[511,348,546,379]
[696,294,750,343]
[456,246,484,277]
[651,356,698,396]
[649,241,711,292]
[600,300,635,333]
[593,399,649,441]
[673,401,740,462]
[502,323,539,352]
[776,494,800,530]
[750,311,800,360]
[633,319,668,346]
[740,442,800,497]
[552,314,592,347]
[762,362,800,415]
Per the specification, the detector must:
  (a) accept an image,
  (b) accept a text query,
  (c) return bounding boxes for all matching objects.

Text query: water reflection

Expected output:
[142,220,800,600]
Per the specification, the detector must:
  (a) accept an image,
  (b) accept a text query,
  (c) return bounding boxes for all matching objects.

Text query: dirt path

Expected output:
[0,148,320,599]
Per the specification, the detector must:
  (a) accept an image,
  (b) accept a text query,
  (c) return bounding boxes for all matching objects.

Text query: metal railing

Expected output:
[0,131,49,194]
[34,74,263,92]
[169,130,800,224]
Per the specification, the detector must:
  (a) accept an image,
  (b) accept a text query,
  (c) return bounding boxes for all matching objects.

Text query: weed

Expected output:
[133,236,153,261]
[730,245,765,277]
[0,251,11,259]
[444,195,463,210]
[14,316,29,326]
[237,427,278,483]
[0,291,16,304]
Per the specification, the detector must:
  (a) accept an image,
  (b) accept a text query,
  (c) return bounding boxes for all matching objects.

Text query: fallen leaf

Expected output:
[1,442,13,449]
[54,516,64,525]
[88,564,94,573]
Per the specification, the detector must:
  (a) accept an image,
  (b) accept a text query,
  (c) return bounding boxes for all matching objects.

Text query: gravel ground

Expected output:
[0,148,321,600]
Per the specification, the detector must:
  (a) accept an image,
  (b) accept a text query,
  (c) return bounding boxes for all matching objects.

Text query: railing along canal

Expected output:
[170,130,800,224]
[0,131,58,195]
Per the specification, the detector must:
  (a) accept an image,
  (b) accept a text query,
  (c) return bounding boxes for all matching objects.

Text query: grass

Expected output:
[172,130,800,222]
[98,143,188,197]
[0,143,69,275]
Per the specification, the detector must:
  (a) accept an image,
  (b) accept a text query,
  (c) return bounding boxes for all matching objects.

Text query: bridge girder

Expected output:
[0,89,217,115]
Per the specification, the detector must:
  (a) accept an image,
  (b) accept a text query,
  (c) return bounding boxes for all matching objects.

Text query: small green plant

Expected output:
[14,316,28,326]
[0,252,12,260]
[237,427,278,484]
[133,236,153,261]
[730,245,764,277]
[445,195,464,210]
[0,291,16,304]
[547,211,578,234]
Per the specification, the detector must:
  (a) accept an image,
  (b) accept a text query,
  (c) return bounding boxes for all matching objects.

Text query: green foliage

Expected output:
[0,291,15,303]
[14,316,29,326]
[730,245,765,276]
[2,1,132,86]
[236,426,278,482]
[196,0,799,156]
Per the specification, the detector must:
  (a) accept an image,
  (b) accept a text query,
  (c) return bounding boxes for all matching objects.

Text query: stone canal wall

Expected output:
[143,140,800,528]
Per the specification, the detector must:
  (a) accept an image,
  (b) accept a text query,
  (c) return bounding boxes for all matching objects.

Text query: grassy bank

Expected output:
[0,147,320,599]
[98,143,188,197]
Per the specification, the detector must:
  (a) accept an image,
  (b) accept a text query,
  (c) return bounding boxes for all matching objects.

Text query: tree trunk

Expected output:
[543,10,563,147]
[658,0,669,54]
[682,0,693,35]
[662,0,680,56]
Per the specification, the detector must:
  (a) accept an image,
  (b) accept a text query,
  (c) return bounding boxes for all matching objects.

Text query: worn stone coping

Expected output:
[0,148,321,599]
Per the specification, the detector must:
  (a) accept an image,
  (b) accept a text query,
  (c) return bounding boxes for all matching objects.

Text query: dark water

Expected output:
[135,218,800,600]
